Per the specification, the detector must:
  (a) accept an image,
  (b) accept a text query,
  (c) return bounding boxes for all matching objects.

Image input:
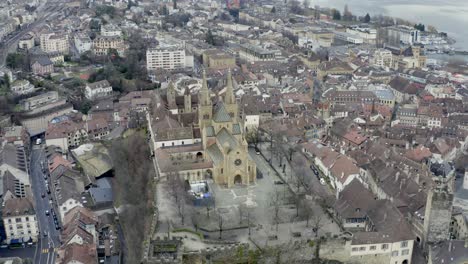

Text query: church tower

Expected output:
[224,69,238,121]
[198,70,212,129]
[184,88,192,113]
[423,173,454,248]
[167,81,177,112]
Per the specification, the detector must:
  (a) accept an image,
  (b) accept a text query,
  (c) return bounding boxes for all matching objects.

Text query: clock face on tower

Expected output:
[234,159,242,166]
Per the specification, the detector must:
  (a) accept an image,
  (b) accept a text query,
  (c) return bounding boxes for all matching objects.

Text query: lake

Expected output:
[307,0,468,51]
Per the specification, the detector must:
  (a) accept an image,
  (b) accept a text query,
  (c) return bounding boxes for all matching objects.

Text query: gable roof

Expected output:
[213,102,232,123]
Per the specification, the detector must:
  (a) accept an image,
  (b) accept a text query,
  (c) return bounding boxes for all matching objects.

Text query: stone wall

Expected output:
[320,239,392,264]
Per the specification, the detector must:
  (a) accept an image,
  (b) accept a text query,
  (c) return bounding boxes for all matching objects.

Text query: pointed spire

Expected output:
[168,81,175,92]
[199,69,211,106]
[225,68,235,105]
[201,70,208,91]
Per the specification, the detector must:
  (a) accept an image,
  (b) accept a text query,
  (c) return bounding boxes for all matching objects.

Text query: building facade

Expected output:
[2,198,39,244]
[40,33,69,54]
[146,45,194,71]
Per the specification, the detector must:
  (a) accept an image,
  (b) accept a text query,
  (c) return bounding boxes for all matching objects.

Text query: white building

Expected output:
[334,31,364,44]
[2,198,39,244]
[40,32,69,54]
[100,24,122,37]
[388,26,420,45]
[18,33,35,50]
[11,79,35,95]
[73,34,92,54]
[371,49,393,69]
[85,80,113,100]
[146,45,194,71]
[346,26,377,44]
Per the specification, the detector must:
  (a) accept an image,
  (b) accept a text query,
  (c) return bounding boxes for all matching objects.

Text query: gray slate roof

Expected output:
[217,128,238,150]
[207,144,223,166]
[213,102,232,123]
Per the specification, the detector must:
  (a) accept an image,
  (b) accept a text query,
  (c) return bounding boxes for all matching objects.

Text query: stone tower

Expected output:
[224,69,238,121]
[423,174,454,247]
[198,70,212,129]
[167,81,177,110]
[184,88,191,113]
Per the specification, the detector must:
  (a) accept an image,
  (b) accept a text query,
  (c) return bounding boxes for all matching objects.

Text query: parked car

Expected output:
[41,192,45,198]
[309,165,319,176]
[45,210,49,216]
[255,148,261,155]
[274,180,284,185]
[320,178,326,186]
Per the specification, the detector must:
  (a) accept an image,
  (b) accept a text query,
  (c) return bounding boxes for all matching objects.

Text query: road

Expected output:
[0,3,67,67]
[29,145,61,264]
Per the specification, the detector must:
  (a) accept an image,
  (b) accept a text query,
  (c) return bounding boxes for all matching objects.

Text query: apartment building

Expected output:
[85,80,113,100]
[387,26,420,45]
[92,35,126,56]
[40,33,69,54]
[74,34,92,54]
[371,49,393,69]
[239,43,276,62]
[146,45,194,71]
[2,198,39,244]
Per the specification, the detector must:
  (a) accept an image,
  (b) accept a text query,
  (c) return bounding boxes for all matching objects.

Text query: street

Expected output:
[29,145,61,264]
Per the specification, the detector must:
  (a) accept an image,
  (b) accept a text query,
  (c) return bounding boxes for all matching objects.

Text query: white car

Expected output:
[319,178,326,186]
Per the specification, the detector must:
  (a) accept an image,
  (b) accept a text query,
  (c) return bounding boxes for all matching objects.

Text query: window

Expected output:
[369,246,376,251]
[381,244,389,250]
[162,143,165,147]
[182,141,184,145]
[15,218,21,223]
[351,247,359,252]
[391,251,398,257]
[401,241,408,248]
[221,168,223,174]
[402,249,410,256]
[25,217,29,221]
[359,247,366,251]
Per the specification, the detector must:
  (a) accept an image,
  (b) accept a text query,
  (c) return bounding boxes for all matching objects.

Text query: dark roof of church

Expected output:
[207,144,223,165]
[213,102,232,123]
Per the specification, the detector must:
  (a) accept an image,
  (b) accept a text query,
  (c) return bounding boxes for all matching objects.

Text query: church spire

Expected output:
[225,68,235,105]
[200,70,211,106]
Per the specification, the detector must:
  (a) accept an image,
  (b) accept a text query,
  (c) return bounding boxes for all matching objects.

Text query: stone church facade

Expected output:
[150,70,256,188]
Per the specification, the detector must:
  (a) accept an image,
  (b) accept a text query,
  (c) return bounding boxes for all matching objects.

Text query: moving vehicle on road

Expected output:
[45,210,49,216]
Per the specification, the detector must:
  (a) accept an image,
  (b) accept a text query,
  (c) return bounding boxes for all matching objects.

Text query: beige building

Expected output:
[40,33,69,54]
[92,35,126,56]
[2,198,39,244]
[202,49,236,69]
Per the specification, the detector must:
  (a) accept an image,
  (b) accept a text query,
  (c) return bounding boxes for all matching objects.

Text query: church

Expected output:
[149,70,256,188]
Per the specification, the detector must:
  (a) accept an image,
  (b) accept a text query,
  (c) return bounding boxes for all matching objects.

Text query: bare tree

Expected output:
[311,215,324,238]
[245,128,260,149]
[269,188,282,233]
[110,134,155,263]
[300,200,313,227]
[167,171,187,225]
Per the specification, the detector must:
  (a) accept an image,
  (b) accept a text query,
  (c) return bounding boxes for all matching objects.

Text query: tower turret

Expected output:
[224,69,238,121]
[198,70,213,128]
